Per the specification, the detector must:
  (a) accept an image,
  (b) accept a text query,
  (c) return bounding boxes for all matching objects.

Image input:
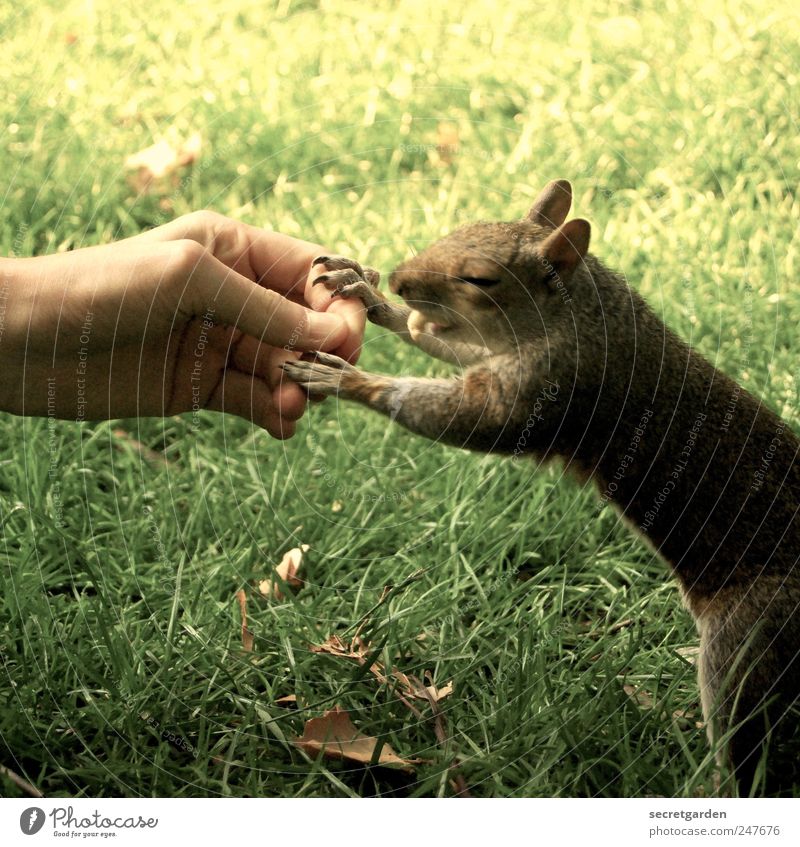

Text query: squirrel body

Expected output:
[285,181,800,793]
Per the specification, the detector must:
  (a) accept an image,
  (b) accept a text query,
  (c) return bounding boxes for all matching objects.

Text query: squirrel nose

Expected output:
[389,271,408,299]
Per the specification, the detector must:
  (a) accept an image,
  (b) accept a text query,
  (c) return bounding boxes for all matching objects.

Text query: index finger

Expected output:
[241,224,325,298]
[238,228,369,362]
[130,212,325,298]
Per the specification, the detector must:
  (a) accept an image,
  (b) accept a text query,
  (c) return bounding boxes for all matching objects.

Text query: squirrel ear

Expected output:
[540,218,591,278]
[526,179,572,228]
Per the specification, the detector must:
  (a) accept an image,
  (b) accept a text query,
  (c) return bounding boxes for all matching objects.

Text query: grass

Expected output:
[1,0,800,797]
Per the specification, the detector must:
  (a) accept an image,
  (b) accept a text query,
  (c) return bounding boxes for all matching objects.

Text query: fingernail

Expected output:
[312,255,330,267]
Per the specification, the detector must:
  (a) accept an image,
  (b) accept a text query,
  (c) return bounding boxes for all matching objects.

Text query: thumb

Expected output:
[189,252,347,350]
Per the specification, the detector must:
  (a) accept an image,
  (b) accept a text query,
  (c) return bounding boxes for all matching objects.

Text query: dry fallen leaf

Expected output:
[309,636,464,792]
[675,645,700,665]
[311,635,368,660]
[311,636,397,693]
[124,132,202,193]
[293,707,422,772]
[311,636,453,704]
[623,684,654,710]
[112,428,170,466]
[425,680,454,703]
[275,694,298,709]
[258,544,309,600]
[235,589,254,653]
[436,121,460,164]
[672,707,704,729]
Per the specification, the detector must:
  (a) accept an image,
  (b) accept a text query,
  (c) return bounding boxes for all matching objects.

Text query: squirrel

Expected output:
[283,180,800,795]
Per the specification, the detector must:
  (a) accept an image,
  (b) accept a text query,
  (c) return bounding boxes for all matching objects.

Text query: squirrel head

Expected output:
[389,179,591,352]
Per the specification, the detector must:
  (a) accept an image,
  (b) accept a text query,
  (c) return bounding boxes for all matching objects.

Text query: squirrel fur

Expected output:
[284,180,800,794]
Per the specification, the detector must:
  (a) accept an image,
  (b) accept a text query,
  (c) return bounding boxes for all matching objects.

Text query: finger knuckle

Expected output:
[169,238,207,273]
[185,209,225,231]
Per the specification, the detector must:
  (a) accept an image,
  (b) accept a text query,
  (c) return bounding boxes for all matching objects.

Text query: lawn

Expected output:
[1,0,799,797]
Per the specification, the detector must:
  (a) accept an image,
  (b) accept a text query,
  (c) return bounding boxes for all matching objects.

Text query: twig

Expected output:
[313,568,472,795]
[409,674,446,745]
[235,589,254,652]
[581,617,637,639]
[0,764,43,798]
[410,673,472,797]
[348,568,426,645]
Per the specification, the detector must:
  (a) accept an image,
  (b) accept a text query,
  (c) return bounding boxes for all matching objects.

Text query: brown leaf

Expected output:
[235,589,254,652]
[672,707,703,727]
[312,636,398,690]
[112,428,170,466]
[258,544,308,600]
[310,635,368,661]
[435,121,459,164]
[293,707,422,772]
[675,645,700,665]
[124,132,202,193]
[425,680,454,702]
[623,683,654,710]
[310,636,456,727]
[311,637,454,704]
[309,636,464,792]
[275,694,298,709]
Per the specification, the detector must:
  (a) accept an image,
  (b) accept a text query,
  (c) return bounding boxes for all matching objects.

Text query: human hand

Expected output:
[0,211,368,438]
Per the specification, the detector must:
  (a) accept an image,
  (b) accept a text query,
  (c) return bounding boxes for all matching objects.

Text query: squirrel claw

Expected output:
[331,280,374,300]
[311,255,366,274]
[312,267,362,291]
[311,256,381,293]
[315,270,381,310]
[312,272,384,314]
[311,351,351,369]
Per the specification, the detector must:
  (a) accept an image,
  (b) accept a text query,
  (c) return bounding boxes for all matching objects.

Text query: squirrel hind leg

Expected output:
[698,622,768,794]
[698,592,800,795]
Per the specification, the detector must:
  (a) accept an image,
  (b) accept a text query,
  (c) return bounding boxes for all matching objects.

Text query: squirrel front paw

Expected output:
[311,255,383,308]
[282,351,394,408]
[281,351,356,397]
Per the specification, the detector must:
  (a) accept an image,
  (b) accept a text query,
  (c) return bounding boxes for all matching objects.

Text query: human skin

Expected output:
[0,210,367,439]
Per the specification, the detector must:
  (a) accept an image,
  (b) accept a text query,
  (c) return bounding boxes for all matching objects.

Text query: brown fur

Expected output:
[284,181,800,794]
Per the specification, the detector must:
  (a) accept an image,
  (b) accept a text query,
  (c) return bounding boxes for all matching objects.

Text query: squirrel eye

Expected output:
[457,276,500,287]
